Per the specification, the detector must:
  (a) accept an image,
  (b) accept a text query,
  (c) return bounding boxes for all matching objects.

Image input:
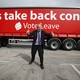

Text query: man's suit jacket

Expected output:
[28,30,50,47]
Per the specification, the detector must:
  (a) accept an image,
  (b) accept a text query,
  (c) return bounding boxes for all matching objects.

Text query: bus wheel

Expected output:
[77,40,80,50]
[62,38,75,50]
[48,38,61,50]
[0,39,1,47]
[1,38,8,46]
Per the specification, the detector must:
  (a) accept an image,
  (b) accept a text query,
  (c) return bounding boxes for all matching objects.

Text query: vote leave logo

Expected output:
[15,22,22,31]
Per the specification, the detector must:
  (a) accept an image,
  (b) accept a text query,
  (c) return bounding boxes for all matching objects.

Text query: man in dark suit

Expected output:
[27,23,52,69]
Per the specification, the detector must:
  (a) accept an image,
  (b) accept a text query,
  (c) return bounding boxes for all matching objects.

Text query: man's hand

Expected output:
[27,30,30,35]
[51,32,54,37]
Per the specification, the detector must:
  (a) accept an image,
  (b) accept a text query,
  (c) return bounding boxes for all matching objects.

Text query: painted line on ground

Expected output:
[71,64,80,76]
[0,60,10,63]
[60,64,80,65]
[60,63,80,76]
[60,64,71,65]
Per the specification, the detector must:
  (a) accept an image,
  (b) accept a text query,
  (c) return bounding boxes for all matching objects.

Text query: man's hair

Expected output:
[37,23,42,27]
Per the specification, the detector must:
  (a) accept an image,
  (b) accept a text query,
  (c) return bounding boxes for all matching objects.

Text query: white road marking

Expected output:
[60,64,80,66]
[0,60,10,63]
[60,64,71,65]
[71,64,80,76]
[60,64,80,76]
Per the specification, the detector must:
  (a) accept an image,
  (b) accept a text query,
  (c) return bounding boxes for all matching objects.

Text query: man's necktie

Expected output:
[38,31,41,45]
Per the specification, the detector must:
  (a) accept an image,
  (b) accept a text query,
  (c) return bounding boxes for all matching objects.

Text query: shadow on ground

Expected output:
[15,53,40,66]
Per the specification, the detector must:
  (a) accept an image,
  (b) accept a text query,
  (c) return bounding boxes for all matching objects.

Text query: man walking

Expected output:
[27,23,51,69]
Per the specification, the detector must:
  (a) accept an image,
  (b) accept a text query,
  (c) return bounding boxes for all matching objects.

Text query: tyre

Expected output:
[48,38,61,50]
[62,38,76,50]
[77,40,80,50]
[0,40,1,47]
[1,38,8,46]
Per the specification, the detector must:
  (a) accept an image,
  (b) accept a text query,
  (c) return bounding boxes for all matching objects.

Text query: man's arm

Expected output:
[45,31,54,37]
[26,30,34,36]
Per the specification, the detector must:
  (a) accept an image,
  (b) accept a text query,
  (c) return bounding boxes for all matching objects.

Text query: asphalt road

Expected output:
[0,43,80,80]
